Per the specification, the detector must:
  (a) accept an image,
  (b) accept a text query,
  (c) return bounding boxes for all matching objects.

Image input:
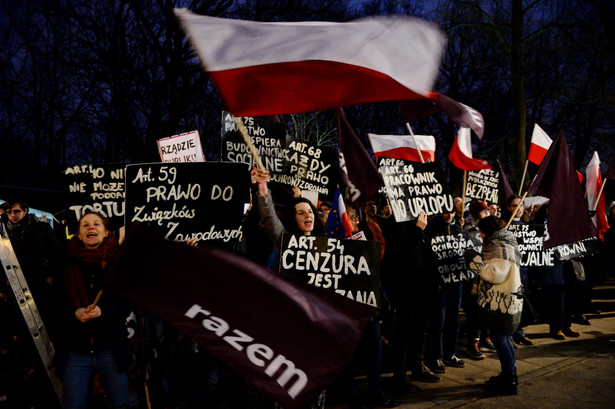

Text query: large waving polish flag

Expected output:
[448,127,491,171]
[528,124,552,165]
[174,9,446,116]
[368,133,436,163]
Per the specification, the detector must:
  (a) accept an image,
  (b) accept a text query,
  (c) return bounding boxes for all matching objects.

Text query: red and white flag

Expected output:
[174,9,446,116]
[528,124,552,165]
[448,127,491,171]
[586,151,610,239]
[368,133,436,163]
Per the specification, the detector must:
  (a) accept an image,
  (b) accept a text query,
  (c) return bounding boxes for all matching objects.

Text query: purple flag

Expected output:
[110,224,377,409]
[336,108,384,207]
[528,131,598,248]
[606,154,615,180]
[495,160,515,210]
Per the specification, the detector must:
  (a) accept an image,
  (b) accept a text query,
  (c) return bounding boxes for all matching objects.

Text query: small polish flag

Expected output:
[528,124,552,165]
[586,151,610,239]
[448,127,491,171]
[326,189,354,239]
[368,133,436,163]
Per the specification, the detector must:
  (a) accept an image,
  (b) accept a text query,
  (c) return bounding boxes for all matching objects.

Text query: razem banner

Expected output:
[465,169,499,203]
[554,236,601,260]
[428,232,481,284]
[508,224,555,267]
[110,224,376,409]
[279,233,381,308]
[64,163,126,231]
[157,130,206,163]
[221,111,286,174]
[270,137,337,196]
[124,162,249,245]
[377,157,454,222]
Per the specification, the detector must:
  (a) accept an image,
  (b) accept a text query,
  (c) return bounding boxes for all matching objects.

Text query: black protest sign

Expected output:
[221,111,286,173]
[465,169,499,203]
[125,162,249,245]
[279,233,381,307]
[555,236,601,260]
[271,137,337,197]
[428,233,481,284]
[508,224,555,267]
[64,164,126,231]
[378,157,454,222]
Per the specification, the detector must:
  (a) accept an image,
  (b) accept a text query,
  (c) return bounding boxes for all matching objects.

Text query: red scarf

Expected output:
[64,236,118,308]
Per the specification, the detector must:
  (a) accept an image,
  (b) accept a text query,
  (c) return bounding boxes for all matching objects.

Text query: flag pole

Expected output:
[234,116,265,169]
[592,179,608,212]
[505,191,528,228]
[461,170,467,215]
[405,123,425,163]
[518,160,529,195]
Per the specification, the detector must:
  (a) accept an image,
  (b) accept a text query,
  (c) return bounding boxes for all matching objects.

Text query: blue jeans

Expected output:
[426,283,462,361]
[62,349,130,409]
[490,330,516,376]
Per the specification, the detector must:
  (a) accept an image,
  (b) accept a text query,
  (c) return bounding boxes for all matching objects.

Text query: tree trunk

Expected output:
[511,0,526,190]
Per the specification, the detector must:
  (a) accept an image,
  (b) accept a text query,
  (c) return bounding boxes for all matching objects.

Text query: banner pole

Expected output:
[506,191,528,228]
[518,160,529,195]
[592,179,608,212]
[405,123,425,163]
[461,170,467,216]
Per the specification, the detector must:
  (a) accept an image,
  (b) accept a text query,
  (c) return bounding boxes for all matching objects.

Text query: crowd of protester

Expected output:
[1,173,614,409]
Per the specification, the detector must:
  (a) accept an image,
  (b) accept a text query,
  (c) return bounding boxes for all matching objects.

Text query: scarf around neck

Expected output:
[481,228,521,266]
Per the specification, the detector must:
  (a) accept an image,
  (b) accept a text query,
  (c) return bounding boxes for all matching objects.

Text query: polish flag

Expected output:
[448,127,491,171]
[586,151,610,239]
[368,133,436,163]
[528,124,552,165]
[174,9,446,116]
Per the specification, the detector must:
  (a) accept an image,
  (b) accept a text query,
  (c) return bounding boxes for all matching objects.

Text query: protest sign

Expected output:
[465,169,499,203]
[554,236,601,260]
[64,163,126,231]
[221,111,286,173]
[378,157,454,222]
[279,233,380,307]
[157,130,206,163]
[125,162,249,245]
[508,224,555,267]
[270,137,337,197]
[429,232,481,283]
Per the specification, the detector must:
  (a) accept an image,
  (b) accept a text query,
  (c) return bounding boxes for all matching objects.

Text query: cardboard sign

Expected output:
[279,233,381,307]
[270,137,337,197]
[465,169,499,203]
[378,157,454,222]
[555,236,601,260]
[125,162,249,245]
[221,111,286,173]
[157,130,206,163]
[429,232,481,284]
[64,164,126,231]
[508,224,555,267]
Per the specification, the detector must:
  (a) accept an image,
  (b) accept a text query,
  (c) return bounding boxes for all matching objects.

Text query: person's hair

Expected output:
[506,194,522,208]
[5,199,28,211]
[282,198,324,235]
[477,215,506,238]
[78,211,110,231]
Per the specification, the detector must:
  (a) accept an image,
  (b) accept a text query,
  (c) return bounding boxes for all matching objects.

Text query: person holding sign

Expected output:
[464,216,523,395]
[251,168,395,409]
[56,212,132,409]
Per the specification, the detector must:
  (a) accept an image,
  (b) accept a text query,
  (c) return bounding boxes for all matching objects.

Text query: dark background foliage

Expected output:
[1,0,614,209]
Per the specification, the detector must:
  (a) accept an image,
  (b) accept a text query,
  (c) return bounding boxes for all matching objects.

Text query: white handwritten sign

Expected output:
[157,130,205,163]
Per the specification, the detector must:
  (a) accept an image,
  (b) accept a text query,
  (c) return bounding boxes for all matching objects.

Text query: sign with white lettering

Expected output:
[279,233,381,307]
[125,162,249,245]
[429,232,481,283]
[378,158,454,222]
[271,138,337,197]
[554,236,601,260]
[157,130,206,163]
[64,163,126,231]
[221,111,286,173]
[465,169,499,203]
[508,224,555,267]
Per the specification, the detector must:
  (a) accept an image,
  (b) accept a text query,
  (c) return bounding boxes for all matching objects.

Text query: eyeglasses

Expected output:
[7,209,24,215]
